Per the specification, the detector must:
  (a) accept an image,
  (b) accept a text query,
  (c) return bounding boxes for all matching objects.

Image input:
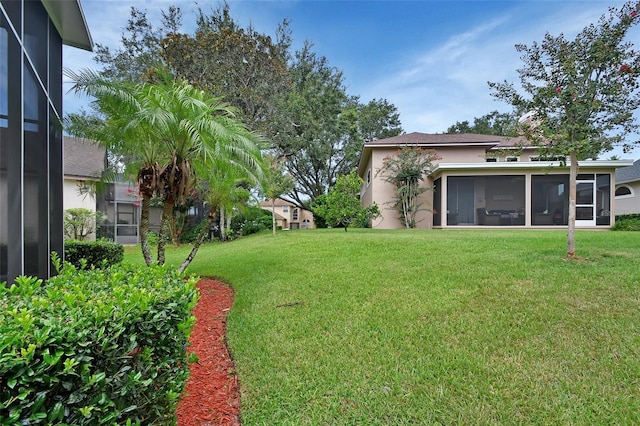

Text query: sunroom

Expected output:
[431,161,623,228]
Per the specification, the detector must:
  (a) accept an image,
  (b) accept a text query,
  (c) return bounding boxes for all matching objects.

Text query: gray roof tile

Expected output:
[64,137,105,179]
[615,159,640,183]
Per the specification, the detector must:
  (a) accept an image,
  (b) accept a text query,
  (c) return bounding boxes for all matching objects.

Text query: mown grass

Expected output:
[125,229,640,424]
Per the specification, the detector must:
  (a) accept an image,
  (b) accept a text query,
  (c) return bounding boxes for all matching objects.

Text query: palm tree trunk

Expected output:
[157,200,174,265]
[139,195,154,266]
[567,151,578,258]
[219,206,226,241]
[178,209,216,274]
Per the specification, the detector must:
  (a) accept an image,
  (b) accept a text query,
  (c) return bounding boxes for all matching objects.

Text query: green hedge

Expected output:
[64,240,124,269]
[612,214,640,231]
[0,261,198,425]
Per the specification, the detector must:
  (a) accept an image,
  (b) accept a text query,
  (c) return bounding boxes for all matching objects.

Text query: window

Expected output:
[485,157,497,162]
[615,185,633,198]
[366,169,371,185]
[283,206,289,213]
[293,208,299,221]
[530,155,566,162]
[506,157,519,162]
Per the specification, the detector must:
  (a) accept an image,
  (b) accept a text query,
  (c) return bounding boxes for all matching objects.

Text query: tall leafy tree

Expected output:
[93,6,181,82]
[275,43,403,206]
[66,69,264,267]
[446,110,520,136]
[161,4,292,138]
[489,1,640,258]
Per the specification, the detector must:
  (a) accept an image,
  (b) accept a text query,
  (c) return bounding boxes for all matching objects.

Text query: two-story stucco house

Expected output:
[358,132,632,229]
[261,198,315,230]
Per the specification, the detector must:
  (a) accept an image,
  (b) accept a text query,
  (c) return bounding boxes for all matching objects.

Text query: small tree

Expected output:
[64,208,105,241]
[489,1,640,257]
[312,171,379,232]
[376,147,440,228]
[261,154,295,235]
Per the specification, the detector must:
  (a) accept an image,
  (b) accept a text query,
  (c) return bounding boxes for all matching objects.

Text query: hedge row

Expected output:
[613,214,640,231]
[64,240,124,269]
[0,261,198,425]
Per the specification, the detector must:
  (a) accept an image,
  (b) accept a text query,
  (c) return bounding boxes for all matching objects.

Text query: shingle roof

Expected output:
[364,132,528,148]
[615,159,640,183]
[64,137,105,179]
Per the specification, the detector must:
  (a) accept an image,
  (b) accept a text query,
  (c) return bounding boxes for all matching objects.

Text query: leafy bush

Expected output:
[613,214,640,231]
[65,240,124,269]
[64,208,105,241]
[0,261,198,425]
[230,206,272,237]
[179,220,207,244]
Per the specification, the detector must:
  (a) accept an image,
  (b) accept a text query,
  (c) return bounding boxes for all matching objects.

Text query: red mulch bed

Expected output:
[176,279,241,426]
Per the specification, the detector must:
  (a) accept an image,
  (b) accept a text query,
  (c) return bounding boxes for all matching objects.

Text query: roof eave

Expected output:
[432,160,633,174]
[42,0,93,51]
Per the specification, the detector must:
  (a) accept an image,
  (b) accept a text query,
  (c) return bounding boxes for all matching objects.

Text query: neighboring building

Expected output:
[0,1,93,282]
[96,179,149,245]
[261,198,315,230]
[63,137,106,240]
[615,159,640,215]
[63,137,105,211]
[358,132,632,229]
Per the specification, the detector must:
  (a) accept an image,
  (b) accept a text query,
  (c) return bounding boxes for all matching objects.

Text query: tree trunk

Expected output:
[271,199,277,236]
[139,195,154,266]
[178,209,216,274]
[219,206,226,241]
[157,200,175,265]
[567,151,578,258]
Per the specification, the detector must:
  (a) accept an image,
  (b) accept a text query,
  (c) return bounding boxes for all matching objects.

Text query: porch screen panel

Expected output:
[447,177,475,224]
[531,175,569,226]
[483,175,525,225]
[23,59,48,276]
[596,174,611,225]
[433,178,441,226]
[0,22,7,279]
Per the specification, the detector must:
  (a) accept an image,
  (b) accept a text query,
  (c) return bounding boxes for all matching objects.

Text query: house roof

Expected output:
[615,159,640,184]
[363,132,527,148]
[64,137,105,179]
[261,198,296,208]
[42,0,93,51]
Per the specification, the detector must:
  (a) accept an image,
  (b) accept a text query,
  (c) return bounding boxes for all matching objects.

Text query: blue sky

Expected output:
[64,0,639,159]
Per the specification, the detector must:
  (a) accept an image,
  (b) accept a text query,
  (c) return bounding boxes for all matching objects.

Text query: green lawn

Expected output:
[125,229,640,425]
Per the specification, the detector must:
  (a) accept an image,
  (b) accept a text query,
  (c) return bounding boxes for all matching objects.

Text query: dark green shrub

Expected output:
[612,215,640,231]
[0,261,198,425]
[64,240,124,269]
[231,207,272,237]
[179,220,206,243]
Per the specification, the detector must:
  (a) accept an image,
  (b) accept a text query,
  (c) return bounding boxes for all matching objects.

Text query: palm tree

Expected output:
[178,156,261,273]
[66,69,264,267]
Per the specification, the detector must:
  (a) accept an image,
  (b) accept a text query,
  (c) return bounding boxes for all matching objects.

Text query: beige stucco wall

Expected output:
[63,179,96,212]
[615,181,640,215]
[435,146,488,163]
[366,148,435,229]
